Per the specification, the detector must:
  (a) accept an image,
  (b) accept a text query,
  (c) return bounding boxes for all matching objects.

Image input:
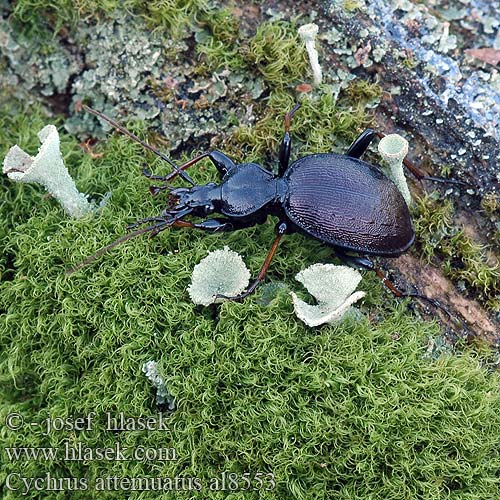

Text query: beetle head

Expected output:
[169,182,221,217]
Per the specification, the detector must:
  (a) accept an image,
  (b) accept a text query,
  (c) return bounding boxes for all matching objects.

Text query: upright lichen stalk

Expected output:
[298,23,322,85]
[378,133,412,205]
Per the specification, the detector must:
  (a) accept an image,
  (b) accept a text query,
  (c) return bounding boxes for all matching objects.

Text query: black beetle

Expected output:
[71,104,454,316]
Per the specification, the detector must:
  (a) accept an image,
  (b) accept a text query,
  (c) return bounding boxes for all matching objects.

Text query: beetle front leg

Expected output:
[130,214,263,237]
[171,218,234,232]
[142,152,237,191]
[172,217,265,233]
[141,165,173,181]
[162,151,237,183]
[129,218,238,237]
[216,221,288,301]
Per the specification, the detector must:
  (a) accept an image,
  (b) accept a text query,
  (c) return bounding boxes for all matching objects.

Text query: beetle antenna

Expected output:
[81,104,195,186]
[401,157,470,187]
[65,206,194,275]
[65,226,159,275]
[405,292,455,320]
[409,293,467,331]
[64,216,182,275]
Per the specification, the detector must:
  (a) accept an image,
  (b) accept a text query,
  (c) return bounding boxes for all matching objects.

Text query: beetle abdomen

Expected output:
[283,154,414,256]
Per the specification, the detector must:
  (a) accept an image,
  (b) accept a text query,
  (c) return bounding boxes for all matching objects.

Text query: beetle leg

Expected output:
[278,103,301,176]
[130,213,260,234]
[346,129,377,159]
[335,249,462,324]
[81,104,195,185]
[374,131,469,187]
[141,166,179,195]
[216,221,288,301]
[400,156,469,187]
[160,151,237,183]
[171,218,235,232]
[177,215,269,233]
[142,165,174,181]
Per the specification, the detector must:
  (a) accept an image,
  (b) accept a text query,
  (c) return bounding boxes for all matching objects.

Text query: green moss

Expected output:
[481,191,499,218]
[245,20,309,89]
[135,0,211,38]
[345,79,383,105]
[196,17,310,90]
[3,101,500,499]
[11,0,115,35]
[443,231,500,312]
[342,0,363,12]
[197,17,310,87]
[413,192,500,311]
[196,37,246,71]
[440,163,453,177]
[402,56,418,70]
[3,217,500,498]
[10,0,210,37]
[199,7,240,44]
[196,8,246,71]
[3,0,500,495]
[412,192,455,262]
[227,86,371,164]
[495,224,500,245]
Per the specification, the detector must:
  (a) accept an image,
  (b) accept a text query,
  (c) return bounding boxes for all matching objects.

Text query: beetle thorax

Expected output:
[219,163,279,217]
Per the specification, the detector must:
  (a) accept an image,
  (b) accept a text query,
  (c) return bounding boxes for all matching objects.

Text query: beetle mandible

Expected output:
[73,104,453,315]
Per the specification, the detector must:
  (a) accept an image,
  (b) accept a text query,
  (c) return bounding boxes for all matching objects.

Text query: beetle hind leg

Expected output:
[335,249,462,325]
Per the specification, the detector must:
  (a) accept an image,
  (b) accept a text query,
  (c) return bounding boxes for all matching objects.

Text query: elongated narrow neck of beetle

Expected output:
[178,183,222,212]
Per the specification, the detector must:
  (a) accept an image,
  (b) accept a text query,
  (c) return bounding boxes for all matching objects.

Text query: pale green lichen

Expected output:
[65,14,189,140]
[290,264,365,327]
[3,125,92,217]
[298,23,322,85]
[142,360,175,409]
[0,19,79,99]
[188,246,250,306]
[64,14,255,150]
[378,133,412,205]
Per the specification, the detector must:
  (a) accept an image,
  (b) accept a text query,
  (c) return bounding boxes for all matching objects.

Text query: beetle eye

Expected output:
[204,204,214,214]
